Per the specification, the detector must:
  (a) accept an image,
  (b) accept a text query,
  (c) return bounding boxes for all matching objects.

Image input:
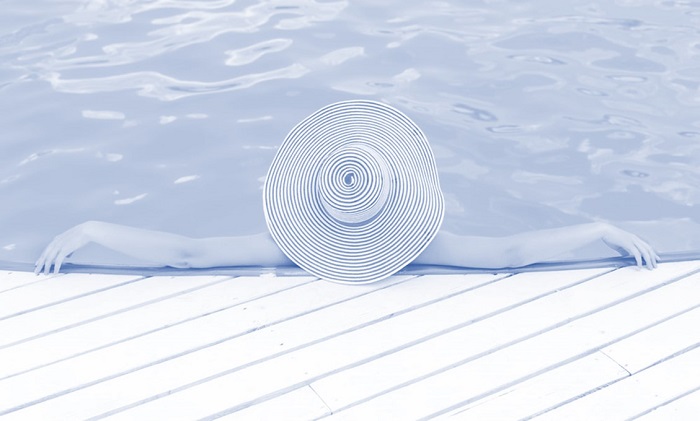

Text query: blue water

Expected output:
[2,0,700,266]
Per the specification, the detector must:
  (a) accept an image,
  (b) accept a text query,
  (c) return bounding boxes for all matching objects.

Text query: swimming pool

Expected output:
[2,0,699,268]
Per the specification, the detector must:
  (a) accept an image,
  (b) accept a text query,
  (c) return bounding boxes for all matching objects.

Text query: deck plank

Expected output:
[217,386,331,420]
[0,273,143,321]
[320,262,700,419]
[634,387,700,420]
[0,275,411,418]
[0,275,230,347]
[536,345,700,420]
[602,304,700,374]
[443,352,628,419]
[311,268,621,414]
[72,269,611,420]
[0,274,314,380]
[0,273,487,419]
[0,271,57,294]
[444,272,700,419]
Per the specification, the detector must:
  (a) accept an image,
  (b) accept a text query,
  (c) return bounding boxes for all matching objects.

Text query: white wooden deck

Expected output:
[1,261,699,420]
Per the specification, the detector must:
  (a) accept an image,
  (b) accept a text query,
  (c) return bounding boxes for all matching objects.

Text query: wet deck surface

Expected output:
[1,261,699,420]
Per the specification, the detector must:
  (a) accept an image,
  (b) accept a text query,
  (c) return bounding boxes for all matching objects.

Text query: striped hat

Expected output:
[263,100,444,284]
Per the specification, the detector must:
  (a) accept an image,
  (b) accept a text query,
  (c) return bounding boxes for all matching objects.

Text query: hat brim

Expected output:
[263,100,444,284]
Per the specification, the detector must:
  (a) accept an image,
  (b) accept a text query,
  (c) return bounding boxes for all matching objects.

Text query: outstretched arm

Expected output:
[415,222,659,269]
[35,221,292,274]
[37,220,658,275]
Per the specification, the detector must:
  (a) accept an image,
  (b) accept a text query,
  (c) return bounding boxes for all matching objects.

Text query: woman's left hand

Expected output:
[598,223,660,269]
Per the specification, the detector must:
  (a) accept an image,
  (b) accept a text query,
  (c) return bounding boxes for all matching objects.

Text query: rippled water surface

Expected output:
[2,0,700,265]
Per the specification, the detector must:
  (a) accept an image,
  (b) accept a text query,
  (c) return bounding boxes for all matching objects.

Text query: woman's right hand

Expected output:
[35,221,96,275]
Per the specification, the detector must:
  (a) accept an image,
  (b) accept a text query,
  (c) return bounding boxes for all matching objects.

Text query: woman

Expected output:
[35,100,659,278]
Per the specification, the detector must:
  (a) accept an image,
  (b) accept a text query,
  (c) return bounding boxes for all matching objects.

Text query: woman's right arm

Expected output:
[415,222,659,270]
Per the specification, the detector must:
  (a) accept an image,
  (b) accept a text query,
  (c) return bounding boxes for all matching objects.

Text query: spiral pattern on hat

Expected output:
[263,100,444,284]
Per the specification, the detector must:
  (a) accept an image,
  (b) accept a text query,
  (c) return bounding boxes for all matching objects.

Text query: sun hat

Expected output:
[263,99,444,284]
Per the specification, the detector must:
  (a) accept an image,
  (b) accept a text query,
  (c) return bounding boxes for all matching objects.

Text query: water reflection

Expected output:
[0,0,699,264]
[225,39,293,66]
[43,63,309,100]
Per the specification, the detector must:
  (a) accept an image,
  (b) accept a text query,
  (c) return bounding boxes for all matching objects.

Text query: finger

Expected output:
[641,240,659,269]
[641,246,654,270]
[634,242,650,269]
[34,257,43,275]
[34,255,41,275]
[649,247,659,269]
[54,255,63,275]
[631,247,642,268]
[641,243,658,269]
[43,248,54,275]
[35,244,51,275]
[44,258,53,276]
[44,242,62,276]
[39,243,54,275]
[54,250,69,275]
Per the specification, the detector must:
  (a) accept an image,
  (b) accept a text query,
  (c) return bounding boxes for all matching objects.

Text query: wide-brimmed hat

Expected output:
[263,99,444,284]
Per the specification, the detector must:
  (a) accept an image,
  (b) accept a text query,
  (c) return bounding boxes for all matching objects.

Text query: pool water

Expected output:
[2,0,700,267]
